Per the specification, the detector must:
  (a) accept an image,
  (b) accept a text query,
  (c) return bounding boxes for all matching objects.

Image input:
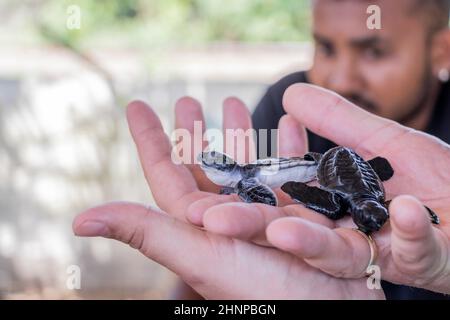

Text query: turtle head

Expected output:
[198,151,236,169]
[197,150,238,172]
[197,151,239,186]
[353,200,389,234]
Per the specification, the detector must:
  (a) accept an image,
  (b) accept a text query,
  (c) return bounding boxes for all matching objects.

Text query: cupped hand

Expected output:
[72,100,384,299]
[212,84,450,294]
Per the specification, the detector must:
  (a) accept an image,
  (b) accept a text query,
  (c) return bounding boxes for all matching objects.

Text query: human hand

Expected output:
[253,84,450,294]
[72,100,384,299]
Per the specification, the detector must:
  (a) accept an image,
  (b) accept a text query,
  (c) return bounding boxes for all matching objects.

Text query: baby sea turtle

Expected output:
[198,151,318,206]
[281,146,440,234]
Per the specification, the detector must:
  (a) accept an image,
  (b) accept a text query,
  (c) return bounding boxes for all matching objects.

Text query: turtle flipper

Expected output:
[384,200,440,225]
[425,206,440,225]
[304,152,323,162]
[219,187,235,195]
[368,157,394,182]
[281,181,347,220]
[236,178,278,206]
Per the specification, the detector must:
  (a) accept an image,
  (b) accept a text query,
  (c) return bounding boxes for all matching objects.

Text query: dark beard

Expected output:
[344,94,378,113]
[394,64,434,125]
[343,61,434,126]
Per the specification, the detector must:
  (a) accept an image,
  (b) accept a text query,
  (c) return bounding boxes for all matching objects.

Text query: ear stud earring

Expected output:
[438,68,450,82]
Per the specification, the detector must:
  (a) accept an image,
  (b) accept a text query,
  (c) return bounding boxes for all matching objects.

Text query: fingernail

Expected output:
[75,220,109,237]
[186,209,204,226]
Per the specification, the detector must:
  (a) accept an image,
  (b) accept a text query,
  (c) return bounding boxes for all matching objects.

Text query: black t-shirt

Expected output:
[252,71,450,300]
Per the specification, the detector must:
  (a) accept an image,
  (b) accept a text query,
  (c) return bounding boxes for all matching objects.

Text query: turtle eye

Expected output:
[222,155,229,164]
[200,152,213,165]
[197,153,203,164]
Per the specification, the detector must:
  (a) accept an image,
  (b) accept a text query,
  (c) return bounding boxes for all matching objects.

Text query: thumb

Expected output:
[390,195,448,289]
[72,202,225,289]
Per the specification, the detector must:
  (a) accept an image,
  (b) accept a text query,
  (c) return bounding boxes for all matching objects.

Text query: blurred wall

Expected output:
[0,0,312,299]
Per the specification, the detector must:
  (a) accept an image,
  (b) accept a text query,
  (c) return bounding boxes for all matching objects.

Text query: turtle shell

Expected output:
[317,147,385,201]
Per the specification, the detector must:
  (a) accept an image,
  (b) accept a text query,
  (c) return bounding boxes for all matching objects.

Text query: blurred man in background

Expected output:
[251,0,450,299]
[173,0,450,299]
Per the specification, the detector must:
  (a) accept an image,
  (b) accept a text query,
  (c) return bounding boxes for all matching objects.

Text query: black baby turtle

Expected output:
[281,146,440,234]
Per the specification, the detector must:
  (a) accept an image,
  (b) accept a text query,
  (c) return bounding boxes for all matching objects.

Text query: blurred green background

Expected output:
[0,0,313,299]
[31,0,311,46]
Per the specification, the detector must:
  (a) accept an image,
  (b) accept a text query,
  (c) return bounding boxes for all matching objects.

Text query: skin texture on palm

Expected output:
[72,98,383,300]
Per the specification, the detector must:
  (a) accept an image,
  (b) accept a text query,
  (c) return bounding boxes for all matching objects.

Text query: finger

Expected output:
[199,202,335,244]
[274,188,299,207]
[73,202,229,290]
[276,115,309,207]
[175,96,208,163]
[390,195,448,285]
[283,84,408,157]
[185,193,241,226]
[184,189,315,228]
[266,217,373,278]
[127,101,197,215]
[203,203,280,245]
[223,97,256,163]
[278,114,309,157]
[175,97,219,192]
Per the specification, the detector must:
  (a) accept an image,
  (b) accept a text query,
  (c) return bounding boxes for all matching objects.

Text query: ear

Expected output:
[431,28,450,78]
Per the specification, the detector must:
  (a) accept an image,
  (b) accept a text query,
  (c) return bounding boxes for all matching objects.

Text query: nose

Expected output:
[326,57,362,97]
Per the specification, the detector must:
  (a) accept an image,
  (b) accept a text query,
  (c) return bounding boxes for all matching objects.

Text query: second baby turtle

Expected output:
[198,151,318,206]
[281,146,440,234]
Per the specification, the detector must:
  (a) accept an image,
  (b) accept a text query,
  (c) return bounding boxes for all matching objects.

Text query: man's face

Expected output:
[308,0,435,122]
